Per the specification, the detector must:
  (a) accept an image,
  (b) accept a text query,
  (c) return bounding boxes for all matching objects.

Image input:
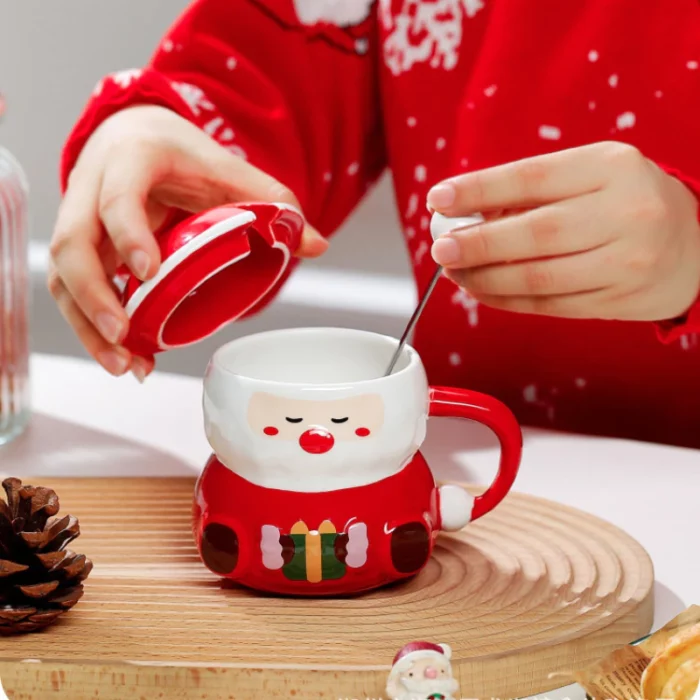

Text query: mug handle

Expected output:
[429,386,523,530]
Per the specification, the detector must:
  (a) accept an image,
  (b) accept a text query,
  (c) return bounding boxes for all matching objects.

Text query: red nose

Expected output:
[299,428,335,454]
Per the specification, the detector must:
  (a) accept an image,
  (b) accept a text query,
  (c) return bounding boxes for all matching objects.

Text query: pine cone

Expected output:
[0,478,92,635]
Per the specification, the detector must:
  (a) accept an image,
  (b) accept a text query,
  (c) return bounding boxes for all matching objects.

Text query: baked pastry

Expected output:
[641,622,700,699]
[657,658,700,700]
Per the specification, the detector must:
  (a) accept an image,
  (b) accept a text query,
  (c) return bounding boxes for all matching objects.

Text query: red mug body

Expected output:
[194,328,522,596]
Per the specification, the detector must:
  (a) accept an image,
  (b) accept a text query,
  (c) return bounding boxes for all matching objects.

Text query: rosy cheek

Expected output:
[355,427,370,437]
[263,426,279,436]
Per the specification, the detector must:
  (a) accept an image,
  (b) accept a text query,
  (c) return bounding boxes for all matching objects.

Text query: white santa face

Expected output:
[391,654,459,699]
[293,0,375,27]
[247,392,385,449]
[203,328,429,492]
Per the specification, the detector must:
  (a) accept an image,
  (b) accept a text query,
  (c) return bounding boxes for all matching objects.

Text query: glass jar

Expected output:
[0,139,30,445]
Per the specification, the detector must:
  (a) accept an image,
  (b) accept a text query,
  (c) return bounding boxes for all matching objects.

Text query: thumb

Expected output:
[263,180,328,259]
[170,147,329,259]
[295,221,328,259]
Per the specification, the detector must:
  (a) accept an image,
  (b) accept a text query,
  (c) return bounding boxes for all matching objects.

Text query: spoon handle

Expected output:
[384,265,442,376]
[383,211,485,377]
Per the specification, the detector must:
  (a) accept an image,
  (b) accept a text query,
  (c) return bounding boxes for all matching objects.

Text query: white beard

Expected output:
[395,676,459,700]
[292,0,375,27]
[207,422,418,492]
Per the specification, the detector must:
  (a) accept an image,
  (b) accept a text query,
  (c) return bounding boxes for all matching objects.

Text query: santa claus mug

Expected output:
[194,326,522,596]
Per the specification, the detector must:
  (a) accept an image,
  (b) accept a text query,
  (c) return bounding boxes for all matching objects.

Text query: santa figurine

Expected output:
[386,642,459,700]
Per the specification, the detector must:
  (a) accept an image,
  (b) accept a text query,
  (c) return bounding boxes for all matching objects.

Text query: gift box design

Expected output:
[262,519,369,584]
[283,520,347,583]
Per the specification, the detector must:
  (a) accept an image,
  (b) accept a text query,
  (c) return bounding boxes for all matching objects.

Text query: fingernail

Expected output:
[130,250,151,280]
[305,224,326,242]
[97,349,129,376]
[95,312,124,344]
[432,237,460,265]
[427,183,456,209]
[297,226,328,258]
[131,359,148,384]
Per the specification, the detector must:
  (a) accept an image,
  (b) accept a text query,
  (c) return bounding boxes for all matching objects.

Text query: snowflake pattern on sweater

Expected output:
[380,0,485,75]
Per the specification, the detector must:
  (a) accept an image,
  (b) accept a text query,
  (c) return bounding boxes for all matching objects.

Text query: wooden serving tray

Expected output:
[0,475,653,699]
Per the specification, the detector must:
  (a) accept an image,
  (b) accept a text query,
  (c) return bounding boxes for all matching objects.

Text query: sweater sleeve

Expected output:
[60,0,385,316]
[654,165,700,343]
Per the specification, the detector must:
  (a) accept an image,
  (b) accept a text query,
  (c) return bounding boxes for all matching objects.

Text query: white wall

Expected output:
[0,0,413,375]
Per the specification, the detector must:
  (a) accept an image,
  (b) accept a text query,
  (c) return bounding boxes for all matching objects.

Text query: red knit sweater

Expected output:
[61,0,700,448]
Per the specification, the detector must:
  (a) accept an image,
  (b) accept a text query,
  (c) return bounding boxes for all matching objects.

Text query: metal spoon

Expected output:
[384,211,485,376]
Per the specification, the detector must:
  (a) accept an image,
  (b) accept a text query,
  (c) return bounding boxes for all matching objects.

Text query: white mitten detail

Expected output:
[439,485,474,531]
[260,525,284,570]
[345,522,369,568]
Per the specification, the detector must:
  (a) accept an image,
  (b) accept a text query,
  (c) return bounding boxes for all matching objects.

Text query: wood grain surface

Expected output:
[0,478,654,699]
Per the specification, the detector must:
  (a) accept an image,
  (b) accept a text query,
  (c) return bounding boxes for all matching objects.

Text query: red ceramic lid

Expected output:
[120,202,304,356]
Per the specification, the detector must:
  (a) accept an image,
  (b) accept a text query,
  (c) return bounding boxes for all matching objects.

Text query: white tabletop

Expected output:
[21,353,700,699]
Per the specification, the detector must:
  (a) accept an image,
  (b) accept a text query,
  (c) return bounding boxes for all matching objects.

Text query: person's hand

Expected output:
[427,142,700,323]
[49,105,327,380]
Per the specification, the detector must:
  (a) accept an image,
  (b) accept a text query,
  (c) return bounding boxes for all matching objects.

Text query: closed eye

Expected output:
[285,417,303,423]
[331,417,349,424]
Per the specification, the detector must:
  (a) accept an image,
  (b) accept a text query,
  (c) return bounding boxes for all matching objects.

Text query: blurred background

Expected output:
[0,0,414,377]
